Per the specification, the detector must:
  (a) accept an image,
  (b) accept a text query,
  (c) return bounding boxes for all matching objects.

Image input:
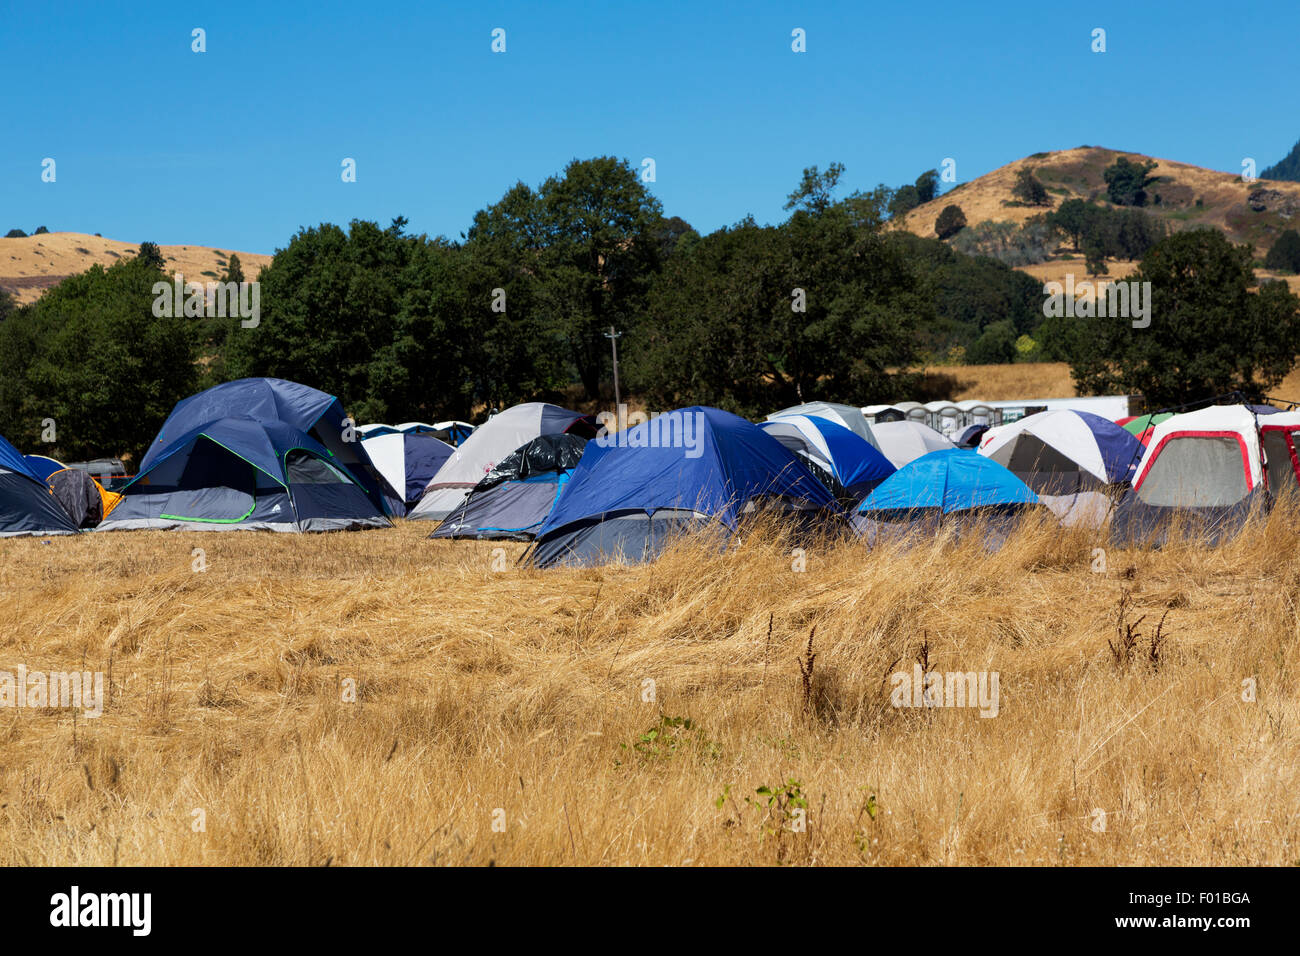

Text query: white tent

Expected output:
[1260,410,1300,497]
[1131,405,1264,508]
[766,402,879,449]
[871,420,954,469]
[408,403,592,520]
[978,409,1143,527]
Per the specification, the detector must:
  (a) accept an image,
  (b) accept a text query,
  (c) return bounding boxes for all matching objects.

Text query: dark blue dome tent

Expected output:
[0,433,80,537]
[527,407,841,568]
[431,433,587,541]
[98,416,390,533]
[134,377,401,516]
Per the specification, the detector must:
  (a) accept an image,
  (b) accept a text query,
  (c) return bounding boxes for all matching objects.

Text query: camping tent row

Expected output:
[1,433,125,536]
[6,377,1291,555]
[976,403,1300,542]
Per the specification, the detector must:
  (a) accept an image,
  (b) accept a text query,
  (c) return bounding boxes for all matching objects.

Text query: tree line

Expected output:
[1,156,1297,461]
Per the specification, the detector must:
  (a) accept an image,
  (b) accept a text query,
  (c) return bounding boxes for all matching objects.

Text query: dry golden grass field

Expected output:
[1,513,1297,866]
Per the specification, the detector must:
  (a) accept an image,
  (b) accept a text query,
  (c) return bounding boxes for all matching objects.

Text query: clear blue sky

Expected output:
[3,0,1296,254]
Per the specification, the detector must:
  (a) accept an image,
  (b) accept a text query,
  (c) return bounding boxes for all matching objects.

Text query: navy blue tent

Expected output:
[528,407,840,567]
[137,378,400,515]
[431,433,586,541]
[99,417,390,532]
[0,433,79,537]
[854,448,1040,547]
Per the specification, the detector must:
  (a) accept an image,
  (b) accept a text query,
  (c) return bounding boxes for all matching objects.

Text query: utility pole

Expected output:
[604,325,622,409]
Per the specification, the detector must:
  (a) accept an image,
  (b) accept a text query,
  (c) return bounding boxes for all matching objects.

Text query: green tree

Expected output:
[1012,168,1049,206]
[914,169,940,204]
[221,252,245,284]
[1264,229,1300,273]
[530,156,664,399]
[5,229,27,238]
[33,226,49,235]
[889,184,921,219]
[0,256,201,461]
[1048,229,1300,406]
[1084,241,1108,275]
[1103,156,1159,206]
[223,218,437,423]
[1261,138,1300,182]
[784,163,846,215]
[633,176,927,413]
[137,241,166,270]
[966,319,1018,364]
[935,204,967,240]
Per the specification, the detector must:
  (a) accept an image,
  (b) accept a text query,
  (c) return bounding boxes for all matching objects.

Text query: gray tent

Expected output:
[430,434,586,541]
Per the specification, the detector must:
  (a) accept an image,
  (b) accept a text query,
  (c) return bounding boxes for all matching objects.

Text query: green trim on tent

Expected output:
[160,500,258,524]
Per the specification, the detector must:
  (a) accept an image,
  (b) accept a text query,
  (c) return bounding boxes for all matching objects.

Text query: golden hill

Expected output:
[0,232,273,305]
[898,146,1300,296]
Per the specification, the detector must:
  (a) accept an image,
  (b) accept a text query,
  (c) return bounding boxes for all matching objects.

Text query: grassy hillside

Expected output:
[0,232,273,305]
[927,361,1300,404]
[1,516,1297,865]
[898,147,1300,297]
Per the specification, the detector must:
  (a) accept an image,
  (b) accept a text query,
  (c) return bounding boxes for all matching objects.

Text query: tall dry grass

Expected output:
[0,510,1297,866]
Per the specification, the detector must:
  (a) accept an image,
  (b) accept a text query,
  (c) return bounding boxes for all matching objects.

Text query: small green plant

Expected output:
[618,715,718,763]
[852,787,880,855]
[747,779,808,840]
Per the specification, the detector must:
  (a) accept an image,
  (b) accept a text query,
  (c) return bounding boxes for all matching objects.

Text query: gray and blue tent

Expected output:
[430,433,586,541]
[409,403,597,520]
[98,416,389,532]
[528,407,840,568]
[0,433,80,537]
[135,377,401,516]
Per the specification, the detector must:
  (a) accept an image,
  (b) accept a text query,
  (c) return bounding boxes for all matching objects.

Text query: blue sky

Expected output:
[3,0,1297,254]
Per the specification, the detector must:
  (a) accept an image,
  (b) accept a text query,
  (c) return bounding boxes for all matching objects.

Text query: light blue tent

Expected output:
[854,448,1040,547]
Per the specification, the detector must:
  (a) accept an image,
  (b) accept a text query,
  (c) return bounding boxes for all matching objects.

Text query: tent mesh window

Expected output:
[285,451,352,485]
[1137,436,1249,507]
[1263,431,1300,500]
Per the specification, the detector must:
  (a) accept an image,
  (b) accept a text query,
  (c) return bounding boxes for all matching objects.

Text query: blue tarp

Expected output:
[858,448,1038,516]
